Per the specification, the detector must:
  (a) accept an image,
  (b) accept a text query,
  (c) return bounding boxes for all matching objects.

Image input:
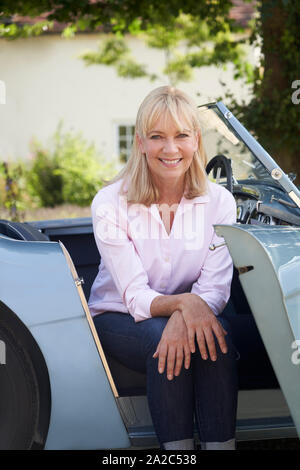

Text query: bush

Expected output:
[0,160,30,221]
[26,144,64,207]
[27,123,117,207]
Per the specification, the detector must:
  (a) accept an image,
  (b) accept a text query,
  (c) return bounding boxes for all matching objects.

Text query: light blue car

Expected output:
[0,102,300,450]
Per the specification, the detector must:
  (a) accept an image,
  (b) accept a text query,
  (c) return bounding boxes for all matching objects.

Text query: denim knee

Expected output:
[139,317,169,357]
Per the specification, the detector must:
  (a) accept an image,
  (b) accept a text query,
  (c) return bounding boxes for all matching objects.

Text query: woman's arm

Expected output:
[91,193,163,322]
[150,189,236,368]
[150,294,183,317]
[151,293,228,362]
[190,190,237,315]
[152,310,191,380]
[150,293,228,380]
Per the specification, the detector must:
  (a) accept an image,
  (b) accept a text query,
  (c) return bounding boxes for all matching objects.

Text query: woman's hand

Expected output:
[178,293,228,361]
[152,310,191,380]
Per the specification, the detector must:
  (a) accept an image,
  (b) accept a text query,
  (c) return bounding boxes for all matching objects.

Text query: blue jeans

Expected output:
[93,312,238,447]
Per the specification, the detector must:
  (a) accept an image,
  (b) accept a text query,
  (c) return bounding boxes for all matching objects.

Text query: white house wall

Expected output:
[0,34,255,162]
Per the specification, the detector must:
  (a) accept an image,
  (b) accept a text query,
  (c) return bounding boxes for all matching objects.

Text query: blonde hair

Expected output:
[107,86,208,205]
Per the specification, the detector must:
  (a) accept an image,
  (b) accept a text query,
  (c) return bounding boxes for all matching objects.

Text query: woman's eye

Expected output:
[150,135,161,139]
[177,133,189,138]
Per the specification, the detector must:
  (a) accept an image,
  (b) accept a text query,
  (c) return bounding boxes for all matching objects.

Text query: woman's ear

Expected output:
[194,131,200,151]
[136,133,146,154]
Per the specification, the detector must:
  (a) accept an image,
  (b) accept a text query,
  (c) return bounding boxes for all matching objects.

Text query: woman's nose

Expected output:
[163,138,178,154]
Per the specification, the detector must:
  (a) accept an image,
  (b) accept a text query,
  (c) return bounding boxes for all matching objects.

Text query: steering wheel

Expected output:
[206,154,233,193]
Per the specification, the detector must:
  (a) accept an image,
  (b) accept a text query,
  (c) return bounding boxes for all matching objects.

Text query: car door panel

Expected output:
[216,224,300,438]
[0,235,130,449]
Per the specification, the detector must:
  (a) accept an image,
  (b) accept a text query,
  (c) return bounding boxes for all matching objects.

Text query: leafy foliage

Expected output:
[1,0,300,181]
[80,13,249,86]
[0,20,53,39]
[222,0,300,183]
[26,124,117,207]
[80,38,129,66]
[0,160,29,221]
[0,1,234,37]
[25,142,64,208]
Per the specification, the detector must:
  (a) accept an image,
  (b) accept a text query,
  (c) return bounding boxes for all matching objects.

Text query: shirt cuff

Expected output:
[129,290,163,323]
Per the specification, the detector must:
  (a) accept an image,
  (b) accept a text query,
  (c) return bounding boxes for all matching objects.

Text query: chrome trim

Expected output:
[256,200,263,212]
[75,277,85,286]
[209,241,226,251]
[288,191,300,209]
[127,418,297,447]
[270,195,297,208]
[271,168,283,180]
[215,102,300,206]
[225,111,233,120]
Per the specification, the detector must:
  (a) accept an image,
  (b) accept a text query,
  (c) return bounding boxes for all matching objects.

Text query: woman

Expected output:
[88,86,238,450]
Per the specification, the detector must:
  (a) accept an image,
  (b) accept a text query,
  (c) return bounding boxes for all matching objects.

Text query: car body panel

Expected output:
[215,224,300,437]
[0,235,130,449]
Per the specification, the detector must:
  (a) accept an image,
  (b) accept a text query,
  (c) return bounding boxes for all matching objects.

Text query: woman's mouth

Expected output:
[158,158,182,167]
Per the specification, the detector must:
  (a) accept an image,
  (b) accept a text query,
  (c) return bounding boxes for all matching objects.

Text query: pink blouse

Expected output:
[88,179,237,322]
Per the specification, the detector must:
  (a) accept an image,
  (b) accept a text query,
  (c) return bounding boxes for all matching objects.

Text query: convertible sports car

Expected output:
[0,102,300,450]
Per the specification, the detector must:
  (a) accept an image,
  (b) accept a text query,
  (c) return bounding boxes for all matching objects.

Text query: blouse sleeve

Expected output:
[91,194,163,322]
[190,191,237,315]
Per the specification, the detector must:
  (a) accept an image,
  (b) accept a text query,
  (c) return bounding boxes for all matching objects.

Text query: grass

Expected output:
[0,204,91,222]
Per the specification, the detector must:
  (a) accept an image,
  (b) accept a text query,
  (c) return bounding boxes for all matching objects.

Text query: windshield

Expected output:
[198,105,278,187]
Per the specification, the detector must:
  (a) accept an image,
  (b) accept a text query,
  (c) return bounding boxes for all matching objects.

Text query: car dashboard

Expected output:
[232,181,300,227]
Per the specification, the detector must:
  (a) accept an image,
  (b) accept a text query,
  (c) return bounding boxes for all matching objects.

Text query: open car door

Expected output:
[216,223,300,438]
[0,233,129,449]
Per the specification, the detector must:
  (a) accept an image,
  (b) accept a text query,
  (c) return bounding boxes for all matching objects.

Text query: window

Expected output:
[117,124,135,162]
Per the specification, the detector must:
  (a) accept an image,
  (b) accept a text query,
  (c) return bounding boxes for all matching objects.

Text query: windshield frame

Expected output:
[199,102,300,209]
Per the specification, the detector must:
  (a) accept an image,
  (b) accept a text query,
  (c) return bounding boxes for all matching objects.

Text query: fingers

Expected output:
[154,344,177,380]
[203,327,217,361]
[213,322,228,354]
[221,324,228,336]
[187,326,196,353]
[196,328,208,360]
[183,343,191,370]
[174,345,186,377]
[152,340,161,359]
[155,342,168,375]
[166,346,176,380]
[153,343,191,380]
[196,320,228,361]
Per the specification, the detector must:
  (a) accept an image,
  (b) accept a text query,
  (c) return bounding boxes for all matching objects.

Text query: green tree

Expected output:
[80,14,250,86]
[224,0,300,185]
[1,0,299,182]
[0,1,234,37]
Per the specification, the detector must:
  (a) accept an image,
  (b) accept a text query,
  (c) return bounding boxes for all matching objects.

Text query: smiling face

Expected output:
[137,113,199,191]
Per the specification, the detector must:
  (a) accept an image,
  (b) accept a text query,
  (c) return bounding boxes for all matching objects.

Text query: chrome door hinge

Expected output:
[75,277,85,287]
[209,241,227,251]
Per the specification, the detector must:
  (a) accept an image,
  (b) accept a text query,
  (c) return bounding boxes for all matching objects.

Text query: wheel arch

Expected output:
[0,299,51,449]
